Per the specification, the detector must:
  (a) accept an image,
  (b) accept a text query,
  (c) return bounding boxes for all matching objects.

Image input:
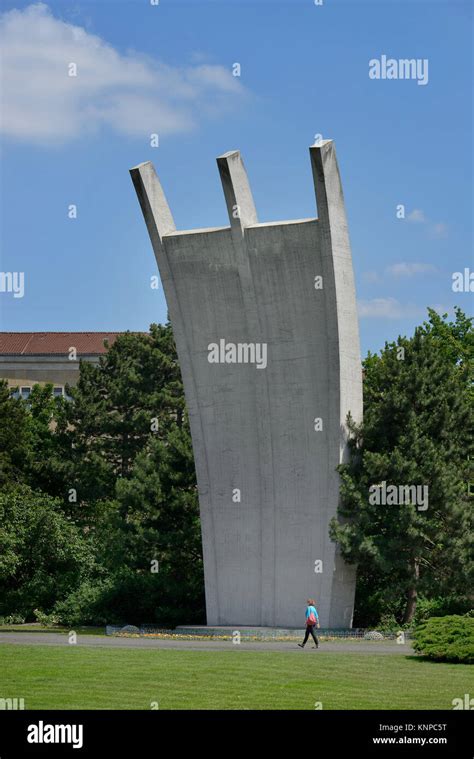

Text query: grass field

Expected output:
[0,644,470,710]
[0,625,105,636]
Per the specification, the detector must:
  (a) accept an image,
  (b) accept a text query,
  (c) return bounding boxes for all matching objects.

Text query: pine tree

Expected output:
[331,312,473,624]
[0,380,29,486]
[52,323,203,624]
[55,323,186,507]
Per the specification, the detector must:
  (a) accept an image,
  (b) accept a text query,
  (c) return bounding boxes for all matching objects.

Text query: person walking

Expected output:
[298,598,320,649]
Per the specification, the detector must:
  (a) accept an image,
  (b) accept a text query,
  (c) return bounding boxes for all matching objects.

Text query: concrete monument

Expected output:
[130,140,362,627]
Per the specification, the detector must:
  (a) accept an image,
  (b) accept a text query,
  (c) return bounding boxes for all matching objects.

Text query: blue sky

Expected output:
[0,0,472,356]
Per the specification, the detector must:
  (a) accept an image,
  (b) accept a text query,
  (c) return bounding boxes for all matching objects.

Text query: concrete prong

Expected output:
[217,150,258,235]
[129,161,176,253]
[309,139,346,227]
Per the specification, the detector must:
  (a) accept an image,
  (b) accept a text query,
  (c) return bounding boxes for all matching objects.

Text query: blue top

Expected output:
[306,605,319,621]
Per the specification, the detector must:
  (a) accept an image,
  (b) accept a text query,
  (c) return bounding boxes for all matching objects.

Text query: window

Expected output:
[20,386,31,400]
[53,386,64,398]
[9,388,20,400]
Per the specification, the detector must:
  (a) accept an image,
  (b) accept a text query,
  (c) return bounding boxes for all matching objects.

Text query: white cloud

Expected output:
[0,3,247,145]
[430,222,448,239]
[407,209,426,223]
[386,262,438,277]
[358,298,423,319]
[405,209,448,239]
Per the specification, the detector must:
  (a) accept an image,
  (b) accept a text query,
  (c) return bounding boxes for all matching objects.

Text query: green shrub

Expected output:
[0,486,95,621]
[413,597,473,625]
[33,609,60,626]
[377,613,411,633]
[412,615,474,664]
[53,569,205,628]
[0,613,25,625]
[53,580,113,627]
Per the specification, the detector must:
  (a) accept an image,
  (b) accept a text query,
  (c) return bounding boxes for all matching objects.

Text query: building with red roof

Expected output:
[0,332,122,399]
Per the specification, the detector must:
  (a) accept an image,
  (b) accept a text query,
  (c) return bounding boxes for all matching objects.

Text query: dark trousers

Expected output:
[302,624,319,647]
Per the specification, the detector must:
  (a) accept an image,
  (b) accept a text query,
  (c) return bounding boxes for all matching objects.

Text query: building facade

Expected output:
[0,332,120,398]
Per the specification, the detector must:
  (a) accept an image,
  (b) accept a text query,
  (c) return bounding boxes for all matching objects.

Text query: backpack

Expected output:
[307,610,317,626]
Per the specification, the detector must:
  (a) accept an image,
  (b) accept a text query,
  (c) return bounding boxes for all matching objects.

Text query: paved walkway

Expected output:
[0,632,413,655]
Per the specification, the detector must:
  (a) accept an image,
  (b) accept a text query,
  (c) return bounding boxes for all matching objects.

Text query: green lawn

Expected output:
[0,644,471,710]
[0,625,105,636]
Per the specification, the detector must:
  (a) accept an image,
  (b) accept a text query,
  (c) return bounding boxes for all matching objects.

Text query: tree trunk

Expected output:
[402,558,420,624]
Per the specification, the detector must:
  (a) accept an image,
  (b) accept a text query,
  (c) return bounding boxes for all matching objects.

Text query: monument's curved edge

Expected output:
[130,141,362,628]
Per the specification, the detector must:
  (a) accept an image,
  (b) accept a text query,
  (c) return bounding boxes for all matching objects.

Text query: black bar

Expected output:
[0,710,470,757]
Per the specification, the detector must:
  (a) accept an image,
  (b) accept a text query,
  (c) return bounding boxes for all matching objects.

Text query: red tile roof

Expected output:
[0,333,122,355]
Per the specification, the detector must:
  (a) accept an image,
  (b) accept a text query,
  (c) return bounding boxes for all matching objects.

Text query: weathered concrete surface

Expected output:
[130,141,362,628]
